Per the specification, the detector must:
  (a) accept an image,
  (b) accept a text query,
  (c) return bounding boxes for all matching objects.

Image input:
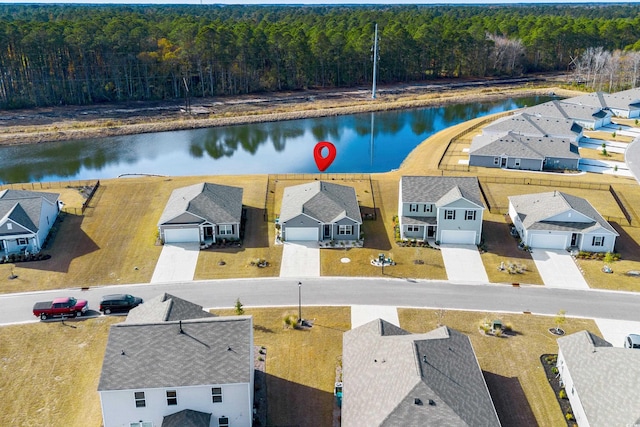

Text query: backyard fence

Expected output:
[1,180,100,216]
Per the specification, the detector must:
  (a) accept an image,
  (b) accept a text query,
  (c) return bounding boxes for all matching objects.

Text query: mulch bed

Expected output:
[540,354,577,426]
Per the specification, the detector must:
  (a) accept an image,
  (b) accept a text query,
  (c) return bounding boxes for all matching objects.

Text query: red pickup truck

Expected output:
[33,297,89,320]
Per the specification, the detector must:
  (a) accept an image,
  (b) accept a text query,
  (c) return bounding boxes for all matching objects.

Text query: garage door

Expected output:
[163,228,200,243]
[440,230,476,245]
[285,227,319,241]
[530,233,567,250]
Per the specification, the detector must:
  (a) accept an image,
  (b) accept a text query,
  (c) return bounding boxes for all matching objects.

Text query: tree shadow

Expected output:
[243,206,270,249]
[266,373,334,427]
[483,371,538,427]
[19,213,100,273]
[611,222,640,262]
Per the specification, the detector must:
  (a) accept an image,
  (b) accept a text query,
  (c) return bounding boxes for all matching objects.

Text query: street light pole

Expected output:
[298,281,302,324]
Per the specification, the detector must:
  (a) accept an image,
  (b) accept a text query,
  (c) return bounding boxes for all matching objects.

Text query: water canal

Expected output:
[0,96,553,184]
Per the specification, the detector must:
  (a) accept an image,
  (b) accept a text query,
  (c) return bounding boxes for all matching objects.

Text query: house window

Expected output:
[338,225,353,235]
[166,390,177,405]
[409,204,418,212]
[465,210,476,221]
[423,204,432,213]
[218,417,229,427]
[444,210,455,220]
[592,236,604,246]
[514,158,521,167]
[218,224,233,235]
[493,157,499,165]
[130,423,152,427]
[134,391,146,408]
[17,238,28,245]
[407,225,420,233]
[212,387,223,403]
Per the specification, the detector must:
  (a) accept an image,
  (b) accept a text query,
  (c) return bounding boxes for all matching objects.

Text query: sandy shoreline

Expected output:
[0,84,582,147]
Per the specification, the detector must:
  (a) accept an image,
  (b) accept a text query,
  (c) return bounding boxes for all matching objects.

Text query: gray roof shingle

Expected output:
[564,90,640,112]
[162,409,211,427]
[280,181,362,224]
[342,319,500,427]
[557,331,640,427]
[400,176,483,208]
[523,100,611,123]
[508,191,618,235]
[0,189,60,233]
[125,293,215,323]
[158,183,243,226]
[482,112,582,139]
[98,316,252,391]
[470,132,580,160]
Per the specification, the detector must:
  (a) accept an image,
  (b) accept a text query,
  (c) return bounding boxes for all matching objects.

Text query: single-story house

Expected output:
[563,89,640,119]
[523,100,612,130]
[342,319,501,427]
[557,330,640,427]
[0,189,62,257]
[158,182,243,244]
[98,314,254,427]
[508,191,618,252]
[469,131,580,171]
[398,176,484,245]
[279,181,362,242]
[482,112,583,142]
[125,293,215,324]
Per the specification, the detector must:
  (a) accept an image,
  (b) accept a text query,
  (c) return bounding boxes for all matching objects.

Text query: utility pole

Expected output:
[372,23,379,99]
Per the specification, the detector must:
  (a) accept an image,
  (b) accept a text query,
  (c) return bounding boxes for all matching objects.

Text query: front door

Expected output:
[570,233,578,246]
[501,157,507,167]
[427,226,435,238]
[324,224,331,239]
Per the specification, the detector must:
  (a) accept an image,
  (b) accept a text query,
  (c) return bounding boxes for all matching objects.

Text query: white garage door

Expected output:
[285,227,319,241]
[164,228,200,243]
[530,233,567,250]
[440,230,476,244]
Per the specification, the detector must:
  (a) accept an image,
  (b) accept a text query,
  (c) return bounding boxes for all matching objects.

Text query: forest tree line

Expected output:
[2,4,640,109]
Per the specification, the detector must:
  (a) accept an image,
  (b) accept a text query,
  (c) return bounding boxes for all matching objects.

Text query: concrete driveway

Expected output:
[595,318,640,348]
[530,249,589,289]
[150,243,200,283]
[440,244,489,283]
[279,241,320,278]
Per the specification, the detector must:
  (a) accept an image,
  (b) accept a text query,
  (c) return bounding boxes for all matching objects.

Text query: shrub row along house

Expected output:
[155,177,617,253]
[469,88,640,171]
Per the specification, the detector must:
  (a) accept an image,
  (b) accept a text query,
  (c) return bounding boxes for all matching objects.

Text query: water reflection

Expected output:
[0,96,552,184]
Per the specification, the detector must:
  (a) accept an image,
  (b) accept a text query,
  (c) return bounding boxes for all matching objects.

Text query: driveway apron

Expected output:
[530,249,589,289]
[351,305,400,329]
[150,243,200,283]
[279,241,320,278]
[440,244,489,283]
[595,318,640,348]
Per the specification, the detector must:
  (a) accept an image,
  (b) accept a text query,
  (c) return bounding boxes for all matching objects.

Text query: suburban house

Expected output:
[556,330,640,427]
[522,100,611,130]
[279,181,362,242]
[563,89,640,119]
[98,315,254,427]
[481,112,583,141]
[398,176,484,245]
[125,293,215,324]
[342,319,501,427]
[469,131,580,171]
[0,189,62,257]
[157,182,243,244]
[508,191,618,252]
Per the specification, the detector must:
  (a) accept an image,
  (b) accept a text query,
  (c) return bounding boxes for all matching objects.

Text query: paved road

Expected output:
[5,277,640,326]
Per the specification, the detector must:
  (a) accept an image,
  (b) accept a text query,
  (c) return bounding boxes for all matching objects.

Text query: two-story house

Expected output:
[398,176,485,245]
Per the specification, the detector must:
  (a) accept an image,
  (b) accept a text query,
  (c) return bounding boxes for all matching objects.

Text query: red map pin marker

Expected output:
[314,141,337,172]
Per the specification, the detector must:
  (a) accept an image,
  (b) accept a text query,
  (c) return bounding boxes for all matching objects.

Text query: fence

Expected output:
[1,180,100,216]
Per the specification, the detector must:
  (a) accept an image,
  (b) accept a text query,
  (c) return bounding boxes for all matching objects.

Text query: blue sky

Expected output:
[1,0,633,4]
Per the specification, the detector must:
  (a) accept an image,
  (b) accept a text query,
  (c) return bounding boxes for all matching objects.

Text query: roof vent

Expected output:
[121,350,126,356]
[228,346,232,351]
[423,355,427,363]
[429,399,436,406]
[179,320,184,334]
[414,398,423,405]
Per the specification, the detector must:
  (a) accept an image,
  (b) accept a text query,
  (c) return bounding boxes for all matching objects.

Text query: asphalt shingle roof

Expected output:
[342,319,500,427]
[564,90,640,112]
[508,191,618,235]
[158,183,243,226]
[125,293,215,323]
[400,176,483,208]
[482,112,582,139]
[557,331,640,427]
[279,181,362,224]
[522,100,611,123]
[0,189,59,233]
[98,316,252,391]
[470,132,580,160]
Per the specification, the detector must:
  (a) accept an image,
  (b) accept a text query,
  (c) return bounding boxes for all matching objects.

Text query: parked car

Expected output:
[99,294,143,314]
[33,297,88,320]
[624,334,640,349]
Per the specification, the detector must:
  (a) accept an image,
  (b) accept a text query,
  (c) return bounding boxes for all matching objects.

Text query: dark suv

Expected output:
[99,294,143,315]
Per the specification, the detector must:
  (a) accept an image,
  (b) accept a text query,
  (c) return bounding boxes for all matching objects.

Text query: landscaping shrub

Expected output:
[559,389,567,399]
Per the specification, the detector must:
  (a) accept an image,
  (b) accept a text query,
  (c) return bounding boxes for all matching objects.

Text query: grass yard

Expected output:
[578,147,625,162]
[0,316,122,427]
[398,308,600,427]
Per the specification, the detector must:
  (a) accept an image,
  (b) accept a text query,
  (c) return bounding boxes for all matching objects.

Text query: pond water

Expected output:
[0,96,552,184]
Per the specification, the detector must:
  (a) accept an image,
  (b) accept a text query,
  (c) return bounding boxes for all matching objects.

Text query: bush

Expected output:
[552,367,559,375]
[566,413,575,421]
[559,389,567,399]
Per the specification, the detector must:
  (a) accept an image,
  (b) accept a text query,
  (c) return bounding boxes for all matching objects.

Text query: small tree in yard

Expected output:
[234,298,245,315]
[554,310,566,333]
